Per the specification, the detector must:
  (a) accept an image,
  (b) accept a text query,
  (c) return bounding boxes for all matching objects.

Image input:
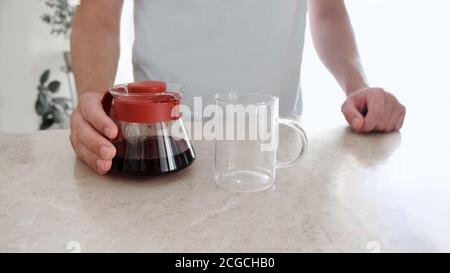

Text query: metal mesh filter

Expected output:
[147,93,179,103]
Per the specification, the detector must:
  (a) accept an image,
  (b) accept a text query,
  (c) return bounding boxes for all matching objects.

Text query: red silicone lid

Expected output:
[102,81,181,123]
[127,81,167,93]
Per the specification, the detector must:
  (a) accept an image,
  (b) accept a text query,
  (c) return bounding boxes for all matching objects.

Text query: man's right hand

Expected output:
[70,92,118,175]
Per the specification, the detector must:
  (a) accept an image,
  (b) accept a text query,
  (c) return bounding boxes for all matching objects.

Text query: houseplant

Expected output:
[40,0,75,39]
[36,0,77,129]
[40,0,75,70]
[35,70,72,130]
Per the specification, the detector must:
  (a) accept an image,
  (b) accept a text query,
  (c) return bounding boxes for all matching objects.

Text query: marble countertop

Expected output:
[1,121,450,253]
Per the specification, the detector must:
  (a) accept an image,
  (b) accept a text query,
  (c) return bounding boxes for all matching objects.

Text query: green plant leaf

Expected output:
[35,99,44,116]
[48,81,61,93]
[40,116,55,130]
[40,0,75,38]
[53,97,71,103]
[40,70,50,85]
[36,92,51,115]
[52,106,66,123]
[53,97,72,110]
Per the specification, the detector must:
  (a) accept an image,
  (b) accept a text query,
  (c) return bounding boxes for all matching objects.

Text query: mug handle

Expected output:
[276,118,308,168]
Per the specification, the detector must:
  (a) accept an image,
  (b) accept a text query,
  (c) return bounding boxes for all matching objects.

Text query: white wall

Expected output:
[115,0,135,85]
[1,0,449,134]
[302,0,450,131]
[0,0,71,133]
[0,0,134,134]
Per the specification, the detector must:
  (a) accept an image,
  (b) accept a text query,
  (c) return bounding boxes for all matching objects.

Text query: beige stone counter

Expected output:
[1,122,450,252]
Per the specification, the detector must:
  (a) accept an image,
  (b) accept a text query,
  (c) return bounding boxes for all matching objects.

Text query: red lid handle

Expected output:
[102,81,181,123]
[128,81,167,93]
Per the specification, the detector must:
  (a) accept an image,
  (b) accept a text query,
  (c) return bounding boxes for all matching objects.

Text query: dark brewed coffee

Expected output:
[111,136,195,176]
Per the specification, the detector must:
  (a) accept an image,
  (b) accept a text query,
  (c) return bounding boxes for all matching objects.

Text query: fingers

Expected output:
[71,110,116,160]
[375,94,395,132]
[341,98,365,131]
[75,140,111,175]
[79,93,118,139]
[346,88,406,134]
[386,103,405,132]
[370,92,405,133]
[362,89,385,133]
[69,93,119,175]
[395,105,406,131]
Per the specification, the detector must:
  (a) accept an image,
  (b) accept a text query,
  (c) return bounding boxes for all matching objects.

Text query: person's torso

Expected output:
[133,0,307,117]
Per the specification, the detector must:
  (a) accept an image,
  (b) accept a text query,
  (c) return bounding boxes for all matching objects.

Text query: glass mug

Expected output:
[214,92,308,192]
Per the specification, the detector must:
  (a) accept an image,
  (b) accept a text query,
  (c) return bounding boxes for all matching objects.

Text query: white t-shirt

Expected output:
[133,0,307,117]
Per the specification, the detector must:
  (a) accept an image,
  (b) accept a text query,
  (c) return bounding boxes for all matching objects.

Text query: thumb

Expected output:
[341,100,365,131]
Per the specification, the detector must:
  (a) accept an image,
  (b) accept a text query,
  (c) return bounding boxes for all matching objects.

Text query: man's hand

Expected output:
[341,87,406,133]
[308,0,405,132]
[70,92,118,174]
[70,0,123,174]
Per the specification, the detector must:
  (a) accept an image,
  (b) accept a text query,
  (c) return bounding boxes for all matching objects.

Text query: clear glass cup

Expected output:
[213,92,308,192]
